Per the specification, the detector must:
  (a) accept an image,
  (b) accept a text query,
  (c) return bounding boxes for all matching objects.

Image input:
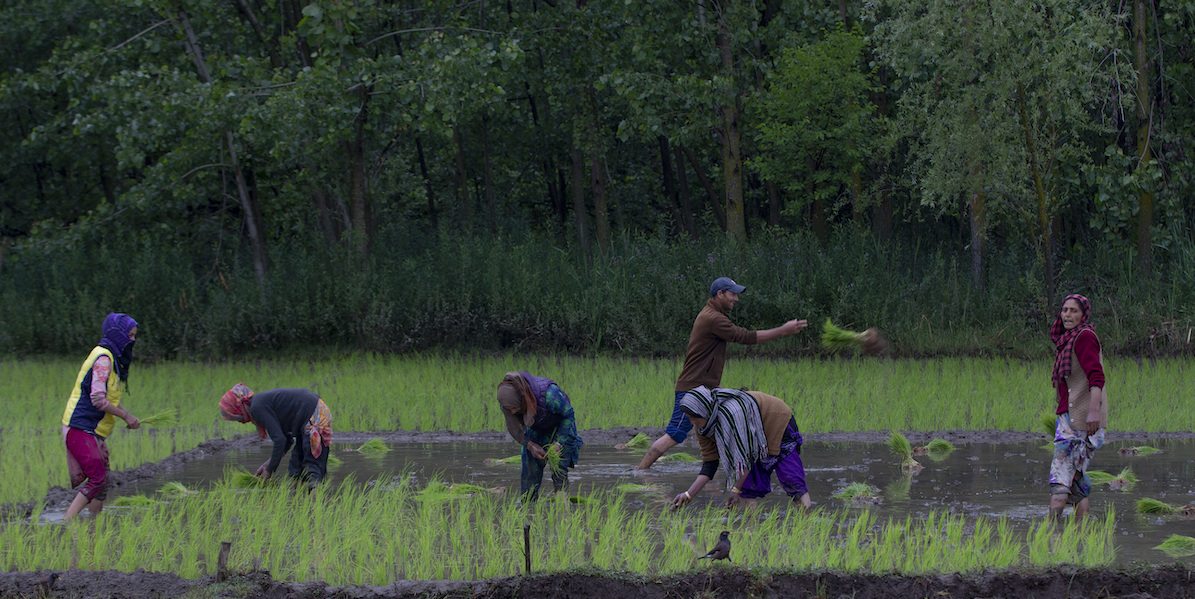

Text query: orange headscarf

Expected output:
[219,383,266,439]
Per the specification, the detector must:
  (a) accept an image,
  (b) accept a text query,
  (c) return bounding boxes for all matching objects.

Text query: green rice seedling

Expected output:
[1155,534,1195,557]
[1137,497,1178,515]
[545,444,563,473]
[1041,412,1058,436]
[227,468,271,489]
[887,431,921,471]
[615,484,666,494]
[1119,445,1162,456]
[616,433,651,449]
[1105,467,1138,491]
[821,319,887,355]
[111,495,157,507]
[658,452,700,462]
[137,410,179,427]
[1086,470,1115,484]
[357,438,390,453]
[157,481,194,498]
[926,439,954,453]
[484,455,521,466]
[833,482,882,504]
[327,454,342,467]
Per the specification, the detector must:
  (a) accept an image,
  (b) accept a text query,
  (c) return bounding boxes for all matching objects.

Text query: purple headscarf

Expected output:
[99,312,139,357]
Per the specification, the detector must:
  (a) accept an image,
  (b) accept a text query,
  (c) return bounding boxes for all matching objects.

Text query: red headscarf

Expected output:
[219,383,266,439]
[1050,294,1094,388]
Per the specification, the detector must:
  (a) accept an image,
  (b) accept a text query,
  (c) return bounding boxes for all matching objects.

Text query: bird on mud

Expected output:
[698,531,732,562]
[33,572,59,598]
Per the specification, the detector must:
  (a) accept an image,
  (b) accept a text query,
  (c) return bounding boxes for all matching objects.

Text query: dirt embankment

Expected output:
[2,566,1194,599]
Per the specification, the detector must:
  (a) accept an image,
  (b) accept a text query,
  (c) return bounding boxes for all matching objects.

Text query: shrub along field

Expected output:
[2,353,1191,505]
[0,477,1117,584]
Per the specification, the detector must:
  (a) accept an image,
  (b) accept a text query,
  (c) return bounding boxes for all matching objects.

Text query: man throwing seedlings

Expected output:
[670,386,811,510]
[637,277,807,469]
[496,371,583,500]
[219,384,332,492]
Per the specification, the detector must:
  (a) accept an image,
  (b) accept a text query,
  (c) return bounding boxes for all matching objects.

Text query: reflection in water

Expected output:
[97,438,1195,565]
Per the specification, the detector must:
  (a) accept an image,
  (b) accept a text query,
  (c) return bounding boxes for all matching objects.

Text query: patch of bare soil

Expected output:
[2,566,1193,599]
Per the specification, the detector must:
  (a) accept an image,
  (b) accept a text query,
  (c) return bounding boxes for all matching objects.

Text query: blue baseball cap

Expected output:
[710,277,746,296]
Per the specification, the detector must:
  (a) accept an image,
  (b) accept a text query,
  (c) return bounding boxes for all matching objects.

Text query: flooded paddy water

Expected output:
[94,435,1195,566]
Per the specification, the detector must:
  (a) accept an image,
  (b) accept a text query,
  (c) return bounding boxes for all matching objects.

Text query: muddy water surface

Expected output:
[106,437,1195,565]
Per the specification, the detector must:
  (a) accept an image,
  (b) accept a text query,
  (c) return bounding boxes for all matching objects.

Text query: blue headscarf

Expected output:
[99,312,138,357]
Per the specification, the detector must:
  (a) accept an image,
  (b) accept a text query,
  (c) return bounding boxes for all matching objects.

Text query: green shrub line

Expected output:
[2,230,1192,359]
[2,354,1192,504]
[0,482,1116,582]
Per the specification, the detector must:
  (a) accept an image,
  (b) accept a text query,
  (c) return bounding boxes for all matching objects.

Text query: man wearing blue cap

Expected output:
[636,277,808,469]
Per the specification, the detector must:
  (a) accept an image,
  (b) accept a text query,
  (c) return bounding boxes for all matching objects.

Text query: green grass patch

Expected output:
[357,438,390,453]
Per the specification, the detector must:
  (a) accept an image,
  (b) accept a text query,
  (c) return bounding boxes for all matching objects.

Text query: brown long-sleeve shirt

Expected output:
[675,298,758,392]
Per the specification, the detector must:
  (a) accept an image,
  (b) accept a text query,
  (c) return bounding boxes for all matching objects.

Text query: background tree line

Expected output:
[0,0,1191,358]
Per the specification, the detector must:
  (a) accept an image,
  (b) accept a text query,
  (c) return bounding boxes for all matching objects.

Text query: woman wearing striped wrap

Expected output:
[220,385,333,492]
[1048,294,1108,522]
[61,312,142,521]
[496,372,583,500]
[671,386,811,511]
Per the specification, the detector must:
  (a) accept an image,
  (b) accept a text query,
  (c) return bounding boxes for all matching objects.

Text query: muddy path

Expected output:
[7,426,1193,518]
[2,566,1194,599]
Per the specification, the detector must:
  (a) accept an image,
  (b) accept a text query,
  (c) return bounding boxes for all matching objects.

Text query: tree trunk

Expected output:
[570,146,590,260]
[590,149,610,255]
[969,165,986,293]
[415,137,438,229]
[674,145,695,236]
[1016,81,1054,302]
[658,136,684,235]
[1134,0,1153,273]
[232,0,282,69]
[717,28,746,245]
[482,115,497,236]
[453,125,472,229]
[176,7,268,286]
[282,1,313,68]
[347,85,370,258]
[682,145,726,231]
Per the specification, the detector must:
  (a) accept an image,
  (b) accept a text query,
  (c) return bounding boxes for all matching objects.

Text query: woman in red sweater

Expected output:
[1047,294,1107,522]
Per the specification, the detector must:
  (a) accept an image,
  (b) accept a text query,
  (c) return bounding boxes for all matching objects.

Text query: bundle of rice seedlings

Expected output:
[228,469,269,489]
[1086,470,1115,484]
[615,433,651,450]
[926,439,954,453]
[1041,413,1058,436]
[1155,535,1195,557]
[1107,467,1139,491]
[567,495,596,504]
[821,319,888,355]
[545,444,563,473]
[357,438,390,453]
[1119,446,1162,456]
[833,482,881,504]
[326,454,342,468]
[659,452,700,462]
[484,455,522,466]
[138,410,179,427]
[616,483,666,494]
[111,495,157,507]
[1136,498,1178,515]
[157,481,195,498]
[887,431,922,471]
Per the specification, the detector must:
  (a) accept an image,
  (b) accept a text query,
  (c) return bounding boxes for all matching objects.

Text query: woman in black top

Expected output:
[220,384,333,489]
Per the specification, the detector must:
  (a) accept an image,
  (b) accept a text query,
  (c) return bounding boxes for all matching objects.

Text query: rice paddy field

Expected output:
[2,353,1193,595]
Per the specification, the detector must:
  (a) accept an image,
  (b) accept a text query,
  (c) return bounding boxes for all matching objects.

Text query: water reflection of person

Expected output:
[496,372,583,500]
[61,313,142,521]
[670,387,811,511]
[637,277,808,470]
[1047,294,1108,522]
[219,385,332,492]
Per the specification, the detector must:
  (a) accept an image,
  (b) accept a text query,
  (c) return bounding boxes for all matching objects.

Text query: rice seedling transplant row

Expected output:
[0,480,1116,584]
[5,353,1191,505]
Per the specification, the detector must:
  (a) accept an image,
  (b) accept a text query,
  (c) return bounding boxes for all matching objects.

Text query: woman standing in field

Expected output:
[496,372,583,500]
[61,312,142,521]
[1048,294,1108,522]
[219,385,332,491]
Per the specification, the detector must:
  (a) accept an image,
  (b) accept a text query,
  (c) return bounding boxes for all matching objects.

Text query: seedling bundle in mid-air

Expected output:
[821,319,888,355]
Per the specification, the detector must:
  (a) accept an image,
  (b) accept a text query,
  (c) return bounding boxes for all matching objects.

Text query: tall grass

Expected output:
[3,354,1193,504]
[0,483,1116,582]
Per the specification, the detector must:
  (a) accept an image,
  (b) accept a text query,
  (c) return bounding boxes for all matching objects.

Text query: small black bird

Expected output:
[698,530,732,562]
[33,572,60,597]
